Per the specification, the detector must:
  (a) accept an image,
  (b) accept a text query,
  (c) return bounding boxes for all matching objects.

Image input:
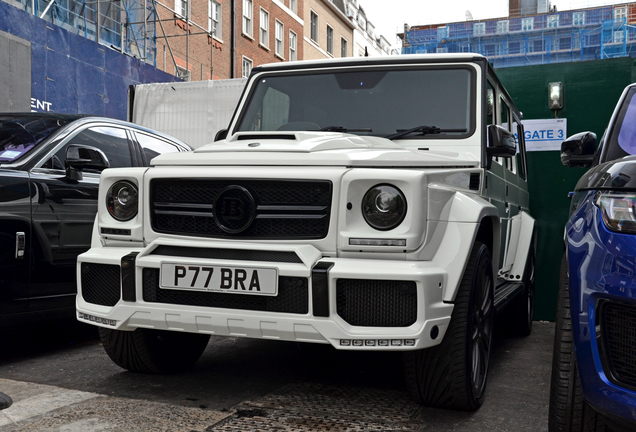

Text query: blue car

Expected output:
[549,84,636,431]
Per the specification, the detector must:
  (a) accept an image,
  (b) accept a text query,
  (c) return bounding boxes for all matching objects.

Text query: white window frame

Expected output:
[243,0,253,37]
[615,6,628,22]
[547,15,559,28]
[175,0,188,18]
[289,30,297,61]
[209,0,221,38]
[572,12,585,27]
[310,11,318,42]
[242,56,253,78]
[522,17,533,31]
[614,29,625,43]
[340,37,348,57]
[275,20,284,58]
[473,22,485,36]
[496,20,509,34]
[260,8,269,47]
[326,24,334,55]
[289,0,297,15]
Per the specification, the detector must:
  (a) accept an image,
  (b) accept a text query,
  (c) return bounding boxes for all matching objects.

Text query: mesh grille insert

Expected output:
[336,279,417,327]
[599,300,636,390]
[150,245,303,263]
[142,268,308,314]
[81,263,120,306]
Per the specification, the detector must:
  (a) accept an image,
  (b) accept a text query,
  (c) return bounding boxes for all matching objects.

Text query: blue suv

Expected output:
[549,84,636,431]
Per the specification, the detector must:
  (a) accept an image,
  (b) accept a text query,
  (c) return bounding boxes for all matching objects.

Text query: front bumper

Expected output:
[566,194,636,423]
[76,238,454,351]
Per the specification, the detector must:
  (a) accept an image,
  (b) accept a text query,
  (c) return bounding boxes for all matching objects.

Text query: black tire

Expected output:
[403,241,494,411]
[548,254,584,431]
[99,328,210,374]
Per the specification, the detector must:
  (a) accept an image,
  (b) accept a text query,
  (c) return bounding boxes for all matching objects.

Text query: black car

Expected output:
[0,113,191,325]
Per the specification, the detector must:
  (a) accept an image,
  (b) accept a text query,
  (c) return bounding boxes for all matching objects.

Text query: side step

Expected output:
[494,280,524,314]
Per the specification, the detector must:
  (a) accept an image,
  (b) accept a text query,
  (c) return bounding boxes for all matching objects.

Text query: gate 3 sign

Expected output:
[516,118,567,152]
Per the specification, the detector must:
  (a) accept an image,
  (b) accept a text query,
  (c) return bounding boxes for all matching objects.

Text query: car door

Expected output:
[28,124,137,311]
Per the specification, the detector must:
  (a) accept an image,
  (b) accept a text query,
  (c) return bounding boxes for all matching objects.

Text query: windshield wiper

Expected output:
[310,125,373,133]
[386,125,467,140]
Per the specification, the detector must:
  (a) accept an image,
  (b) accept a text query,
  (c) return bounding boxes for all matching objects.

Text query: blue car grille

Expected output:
[598,300,636,391]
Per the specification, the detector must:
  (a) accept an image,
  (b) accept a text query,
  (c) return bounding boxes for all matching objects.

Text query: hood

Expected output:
[150,132,480,168]
[575,155,636,191]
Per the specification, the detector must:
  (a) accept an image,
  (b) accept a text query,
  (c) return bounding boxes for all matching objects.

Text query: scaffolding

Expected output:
[8,0,211,77]
[402,5,636,68]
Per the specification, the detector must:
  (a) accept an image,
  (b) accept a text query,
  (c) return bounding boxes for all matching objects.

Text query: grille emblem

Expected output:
[213,186,256,234]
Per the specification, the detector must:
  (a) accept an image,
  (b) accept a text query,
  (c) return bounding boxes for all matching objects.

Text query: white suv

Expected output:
[77,54,535,411]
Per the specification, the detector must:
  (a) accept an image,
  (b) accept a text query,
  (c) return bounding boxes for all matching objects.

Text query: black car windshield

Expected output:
[605,88,636,162]
[236,67,475,138]
[0,116,69,163]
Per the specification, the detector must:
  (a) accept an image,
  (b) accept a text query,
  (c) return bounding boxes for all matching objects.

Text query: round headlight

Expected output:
[362,184,407,231]
[106,181,138,221]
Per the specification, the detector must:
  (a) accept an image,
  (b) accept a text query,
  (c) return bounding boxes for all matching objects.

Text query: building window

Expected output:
[175,0,188,18]
[289,30,297,61]
[573,12,585,26]
[243,0,253,37]
[473,22,485,36]
[289,0,297,14]
[437,26,447,39]
[275,20,283,57]
[522,17,533,31]
[615,6,628,22]
[547,15,559,28]
[341,37,348,57]
[310,11,318,42]
[242,56,253,78]
[496,20,509,34]
[614,30,625,43]
[209,0,221,38]
[260,8,269,47]
[326,25,334,55]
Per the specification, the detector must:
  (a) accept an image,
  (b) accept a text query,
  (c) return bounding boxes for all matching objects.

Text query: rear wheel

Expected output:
[99,328,210,374]
[403,241,494,411]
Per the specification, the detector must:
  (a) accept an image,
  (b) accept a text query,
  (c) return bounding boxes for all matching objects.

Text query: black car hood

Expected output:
[576,155,636,190]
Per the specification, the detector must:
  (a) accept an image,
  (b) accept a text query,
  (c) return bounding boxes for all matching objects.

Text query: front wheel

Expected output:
[99,328,210,374]
[403,241,494,411]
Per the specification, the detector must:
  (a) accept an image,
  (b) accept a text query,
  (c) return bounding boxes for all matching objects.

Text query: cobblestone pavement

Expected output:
[0,321,554,431]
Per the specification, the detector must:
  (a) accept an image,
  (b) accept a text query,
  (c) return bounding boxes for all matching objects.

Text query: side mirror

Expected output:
[486,124,516,161]
[65,144,110,181]
[561,132,596,168]
[215,128,228,141]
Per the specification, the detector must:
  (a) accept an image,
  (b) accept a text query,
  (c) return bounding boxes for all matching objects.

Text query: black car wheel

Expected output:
[99,327,210,374]
[403,241,494,411]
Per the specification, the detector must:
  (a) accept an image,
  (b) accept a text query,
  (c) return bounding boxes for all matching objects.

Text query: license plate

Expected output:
[160,263,278,296]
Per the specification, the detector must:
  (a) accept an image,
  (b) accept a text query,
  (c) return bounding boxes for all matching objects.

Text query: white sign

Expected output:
[519,118,567,152]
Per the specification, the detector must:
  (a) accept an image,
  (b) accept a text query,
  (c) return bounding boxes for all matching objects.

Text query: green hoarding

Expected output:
[496,57,636,320]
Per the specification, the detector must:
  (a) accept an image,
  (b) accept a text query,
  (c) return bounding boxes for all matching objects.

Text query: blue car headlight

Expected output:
[595,192,636,234]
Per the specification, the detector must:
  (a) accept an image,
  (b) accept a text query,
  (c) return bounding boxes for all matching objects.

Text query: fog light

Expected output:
[349,238,406,246]
[391,339,403,346]
[340,340,351,346]
[353,340,363,346]
[404,339,415,346]
[365,340,376,346]
[378,340,389,346]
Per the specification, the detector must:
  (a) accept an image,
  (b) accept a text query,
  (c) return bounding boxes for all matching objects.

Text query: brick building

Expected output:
[304,0,354,60]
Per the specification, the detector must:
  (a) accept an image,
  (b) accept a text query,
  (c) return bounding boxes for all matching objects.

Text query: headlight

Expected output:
[595,192,636,233]
[362,184,407,231]
[107,181,138,221]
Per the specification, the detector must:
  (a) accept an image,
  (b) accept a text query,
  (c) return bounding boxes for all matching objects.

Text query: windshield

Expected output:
[236,66,475,139]
[0,116,70,163]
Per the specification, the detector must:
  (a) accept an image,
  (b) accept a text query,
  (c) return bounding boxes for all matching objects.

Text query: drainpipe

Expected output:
[231,0,236,78]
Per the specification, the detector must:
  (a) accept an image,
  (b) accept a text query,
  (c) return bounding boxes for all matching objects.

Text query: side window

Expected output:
[500,97,515,173]
[136,132,183,164]
[514,119,527,180]
[47,126,133,171]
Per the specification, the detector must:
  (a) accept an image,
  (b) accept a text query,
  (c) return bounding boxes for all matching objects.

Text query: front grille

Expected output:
[150,179,332,239]
[598,300,636,390]
[81,263,121,306]
[150,245,303,263]
[142,268,308,314]
[336,279,417,327]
